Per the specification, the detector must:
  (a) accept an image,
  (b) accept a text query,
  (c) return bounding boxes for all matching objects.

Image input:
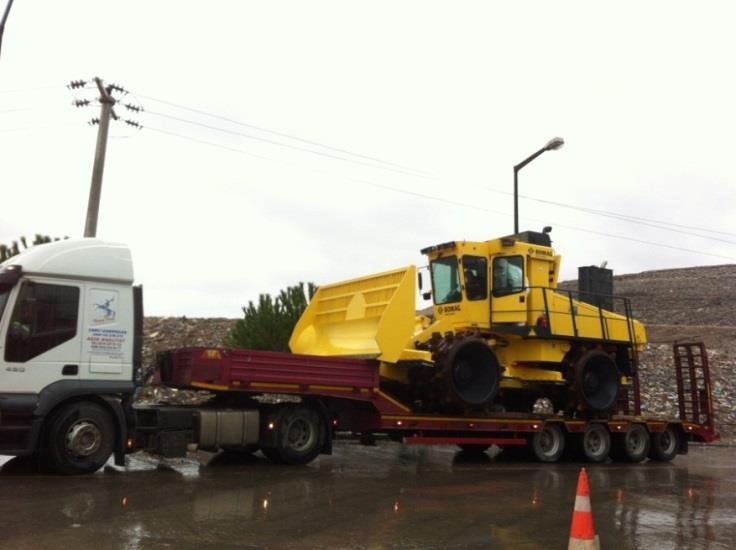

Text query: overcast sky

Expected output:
[2,1,735,317]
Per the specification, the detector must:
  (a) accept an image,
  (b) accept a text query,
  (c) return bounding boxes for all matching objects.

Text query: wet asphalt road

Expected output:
[0,443,734,550]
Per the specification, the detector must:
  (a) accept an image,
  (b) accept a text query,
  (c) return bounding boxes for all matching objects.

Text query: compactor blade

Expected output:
[289,266,416,363]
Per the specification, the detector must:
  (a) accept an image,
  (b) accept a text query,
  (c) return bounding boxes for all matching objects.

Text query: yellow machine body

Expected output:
[290,231,646,393]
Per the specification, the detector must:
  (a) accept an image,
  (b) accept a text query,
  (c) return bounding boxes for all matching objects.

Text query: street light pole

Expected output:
[513,137,564,234]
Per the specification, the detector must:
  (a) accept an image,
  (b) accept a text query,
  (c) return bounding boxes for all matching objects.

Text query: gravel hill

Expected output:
[141,264,736,443]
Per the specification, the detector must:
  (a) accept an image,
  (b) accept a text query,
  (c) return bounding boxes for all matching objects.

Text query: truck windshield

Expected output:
[431,256,461,304]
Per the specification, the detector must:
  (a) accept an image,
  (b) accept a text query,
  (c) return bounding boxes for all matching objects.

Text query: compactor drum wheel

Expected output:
[648,425,679,462]
[611,424,650,462]
[575,350,620,412]
[580,423,611,463]
[43,401,115,475]
[444,339,500,409]
[263,406,325,465]
[530,424,565,462]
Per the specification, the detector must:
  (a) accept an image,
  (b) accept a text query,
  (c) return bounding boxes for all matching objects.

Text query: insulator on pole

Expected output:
[123,103,143,113]
[73,99,91,108]
[67,79,87,89]
[88,118,100,126]
[124,119,142,129]
[109,83,128,95]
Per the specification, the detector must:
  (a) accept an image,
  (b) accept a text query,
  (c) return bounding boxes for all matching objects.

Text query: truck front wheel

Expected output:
[263,406,325,465]
[44,401,115,475]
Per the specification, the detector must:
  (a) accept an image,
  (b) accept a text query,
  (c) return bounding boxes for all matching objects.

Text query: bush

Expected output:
[224,282,316,352]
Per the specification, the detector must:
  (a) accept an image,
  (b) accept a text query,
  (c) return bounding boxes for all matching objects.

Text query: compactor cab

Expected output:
[420,230,559,331]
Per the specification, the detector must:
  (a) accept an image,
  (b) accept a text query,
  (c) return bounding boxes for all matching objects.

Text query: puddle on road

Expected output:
[0,444,734,549]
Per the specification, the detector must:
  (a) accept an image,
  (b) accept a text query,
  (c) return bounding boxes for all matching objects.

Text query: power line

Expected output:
[146,125,277,164]
[144,109,431,180]
[143,124,736,263]
[136,92,431,178]
[486,187,736,239]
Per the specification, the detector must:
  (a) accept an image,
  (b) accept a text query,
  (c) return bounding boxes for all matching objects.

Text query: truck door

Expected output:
[490,255,527,325]
[0,278,83,393]
[82,284,134,380]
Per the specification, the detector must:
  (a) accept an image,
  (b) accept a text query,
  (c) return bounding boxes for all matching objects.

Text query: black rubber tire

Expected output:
[580,423,611,463]
[445,339,500,409]
[648,425,679,462]
[611,424,650,463]
[457,444,490,454]
[575,350,620,412]
[43,401,115,475]
[262,406,325,465]
[530,424,565,463]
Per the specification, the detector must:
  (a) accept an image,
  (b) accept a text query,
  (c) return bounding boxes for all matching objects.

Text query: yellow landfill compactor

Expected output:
[289,230,647,415]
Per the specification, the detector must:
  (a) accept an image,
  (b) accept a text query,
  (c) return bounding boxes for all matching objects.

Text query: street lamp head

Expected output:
[545,137,565,151]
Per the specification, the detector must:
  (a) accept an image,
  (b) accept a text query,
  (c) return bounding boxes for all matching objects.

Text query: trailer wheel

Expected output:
[43,401,115,475]
[530,423,565,462]
[580,423,610,463]
[648,425,679,462]
[265,406,325,465]
[611,424,650,463]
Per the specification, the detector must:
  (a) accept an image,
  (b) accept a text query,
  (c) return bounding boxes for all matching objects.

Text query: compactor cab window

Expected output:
[431,256,461,305]
[5,282,80,363]
[462,256,488,301]
[493,256,524,296]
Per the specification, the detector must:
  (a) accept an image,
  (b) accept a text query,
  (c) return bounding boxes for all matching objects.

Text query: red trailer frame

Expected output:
[156,341,719,450]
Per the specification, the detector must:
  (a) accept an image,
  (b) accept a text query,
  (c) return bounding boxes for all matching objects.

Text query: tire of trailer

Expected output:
[580,423,611,463]
[43,401,115,475]
[611,424,650,463]
[648,425,679,462]
[530,423,565,463]
[457,444,490,454]
[264,406,325,465]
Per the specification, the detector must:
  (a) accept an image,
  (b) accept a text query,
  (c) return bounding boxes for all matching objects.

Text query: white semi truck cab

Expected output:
[0,239,142,473]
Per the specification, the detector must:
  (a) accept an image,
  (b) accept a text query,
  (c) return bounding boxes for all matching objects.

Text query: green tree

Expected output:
[224,282,317,352]
[0,235,66,262]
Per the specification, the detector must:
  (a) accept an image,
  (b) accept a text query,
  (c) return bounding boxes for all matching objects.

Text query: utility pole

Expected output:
[84,78,117,238]
[0,0,15,60]
[69,77,142,238]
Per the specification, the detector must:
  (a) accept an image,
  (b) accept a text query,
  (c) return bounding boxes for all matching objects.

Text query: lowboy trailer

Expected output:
[138,341,718,467]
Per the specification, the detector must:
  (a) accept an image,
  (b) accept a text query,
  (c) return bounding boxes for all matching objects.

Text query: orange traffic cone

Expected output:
[568,468,600,550]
